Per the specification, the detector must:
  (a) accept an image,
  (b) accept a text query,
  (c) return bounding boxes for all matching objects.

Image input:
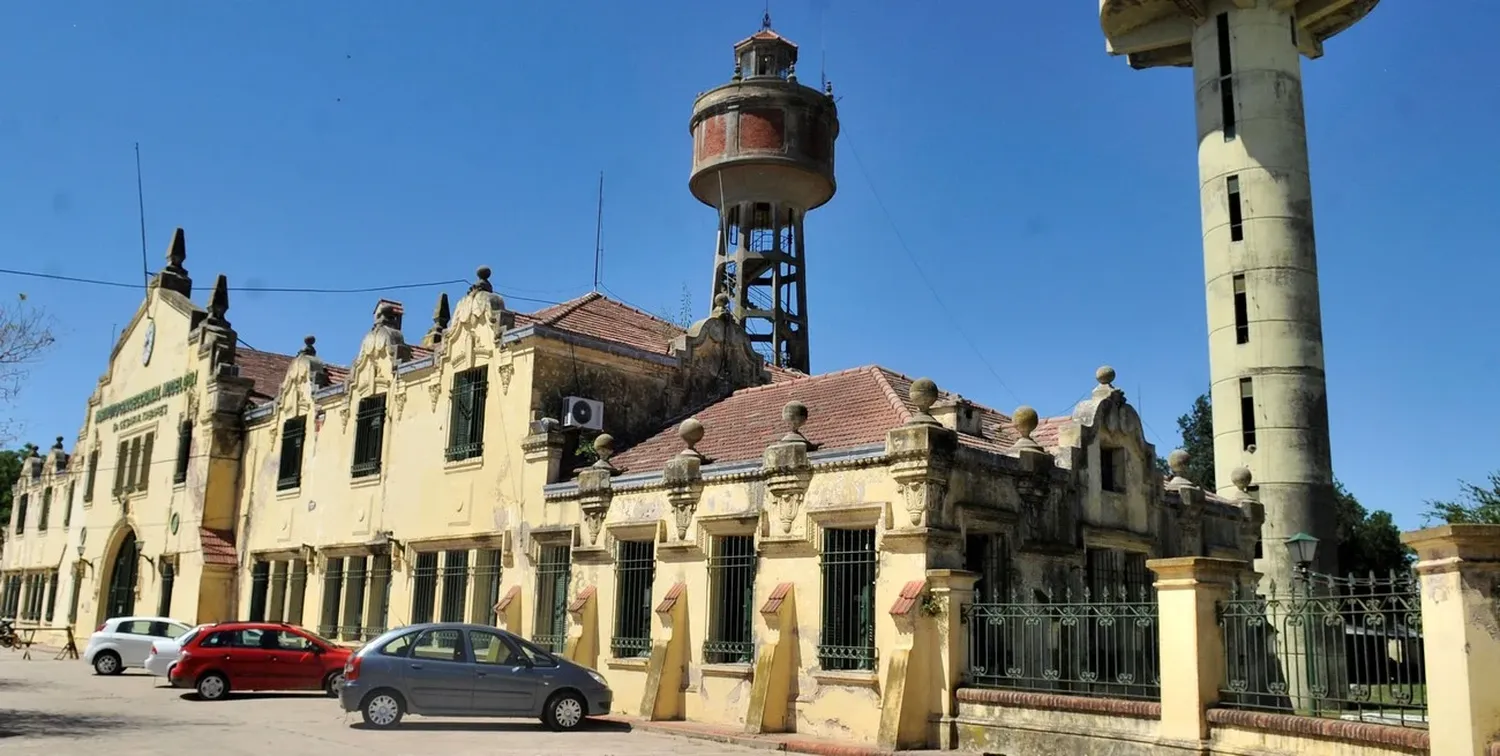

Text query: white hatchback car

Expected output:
[85,616,193,675]
[143,624,208,680]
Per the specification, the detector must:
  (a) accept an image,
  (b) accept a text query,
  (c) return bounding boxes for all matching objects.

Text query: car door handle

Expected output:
[222,654,232,661]
[269,656,278,662]
[476,671,488,677]
[409,663,423,670]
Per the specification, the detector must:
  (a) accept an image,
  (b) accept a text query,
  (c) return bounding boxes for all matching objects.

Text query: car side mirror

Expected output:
[311,645,326,654]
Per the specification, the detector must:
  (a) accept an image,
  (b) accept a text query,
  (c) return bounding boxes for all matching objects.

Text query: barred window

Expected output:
[446,368,488,462]
[819,528,877,671]
[112,441,128,495]
[84,449,99,503]
[248,560,271,621]
[336,554,393,642]
[705,535,756,664]
[342,556,369,641]
[14,494,27,535]
[613,540,656,659]
[278,416,307,490]
[174,420,193,485]
[2,574,22,618]
[135,432,154,493]
[351,395,387,478]
[472,548,503,625]
[440,550,471,623]
[319,557,345,637]
[965,533,1013,604]
[44,571,59,623]
[410,552,439,624]
[63,482,75,528]
[1085,548,1154,601]
[38,488,51,532]
[533,544,572,653]
[157,560,175,617]
[286,559,308,625]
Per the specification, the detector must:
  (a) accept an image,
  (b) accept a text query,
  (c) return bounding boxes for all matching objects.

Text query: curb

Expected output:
[600,716,892,756]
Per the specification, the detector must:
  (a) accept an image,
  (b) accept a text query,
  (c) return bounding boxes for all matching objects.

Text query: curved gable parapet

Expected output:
[669,309,769,385]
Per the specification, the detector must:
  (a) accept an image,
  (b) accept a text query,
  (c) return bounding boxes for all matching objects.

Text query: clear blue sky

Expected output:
[2,1,1494,529]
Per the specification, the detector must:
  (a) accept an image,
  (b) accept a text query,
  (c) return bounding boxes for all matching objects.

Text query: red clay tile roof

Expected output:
[765,364,805,383]
[890,580,927,617]
[656,582,686,614]
[523,292,684,356]
[408,345,433,361]
[199,527,238,567]
[236,349,295,404]
[608,365,1072,473]
[761,582,793,615]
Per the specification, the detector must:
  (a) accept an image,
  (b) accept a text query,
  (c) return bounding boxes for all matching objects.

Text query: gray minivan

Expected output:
[338,623,613,730]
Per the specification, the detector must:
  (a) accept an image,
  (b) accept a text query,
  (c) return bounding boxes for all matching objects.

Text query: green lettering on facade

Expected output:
[95,371,199,424]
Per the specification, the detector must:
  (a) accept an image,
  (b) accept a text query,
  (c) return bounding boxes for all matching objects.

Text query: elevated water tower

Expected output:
[689,13,840,374]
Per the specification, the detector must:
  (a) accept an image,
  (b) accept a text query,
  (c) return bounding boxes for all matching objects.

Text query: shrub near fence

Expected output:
[1217,571,1428,729]
[964,585,1161,701]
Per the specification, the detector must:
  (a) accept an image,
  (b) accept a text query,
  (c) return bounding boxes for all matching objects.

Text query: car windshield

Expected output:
[297,628,336,647]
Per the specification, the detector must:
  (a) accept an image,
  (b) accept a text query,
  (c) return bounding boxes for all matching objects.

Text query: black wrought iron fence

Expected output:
[1218,571,1427,728]
[965,585,1161,701]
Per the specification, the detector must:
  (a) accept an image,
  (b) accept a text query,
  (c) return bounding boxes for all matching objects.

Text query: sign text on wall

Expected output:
[95,372,198,424]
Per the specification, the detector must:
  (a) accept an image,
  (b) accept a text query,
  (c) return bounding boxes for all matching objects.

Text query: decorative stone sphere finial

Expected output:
[1013,406,1038,439]
[300,335,317,356]
[782,400,808,433]
[909,378,938,412]
[476,265,491,282]
[1168,449,1190,477]
[1231,466,1253,492]
[53,436,65,450]
[591,433,616,463]
[678,418,705,452]
[1096,365,1116,386]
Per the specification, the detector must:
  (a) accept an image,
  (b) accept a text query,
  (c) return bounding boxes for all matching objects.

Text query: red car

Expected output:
[170,622,351,701]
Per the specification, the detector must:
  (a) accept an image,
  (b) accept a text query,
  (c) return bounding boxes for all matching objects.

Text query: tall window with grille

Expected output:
[472,548,503,625]
[277,416,307,490]
[341,555,369,641]
[134,432,154,493]
[440,550,470,622]
[63,482,74,528]
[410,552,439,624]
[533,544,571,653]
[446,368,488,462]
[613,540,656,658]
[351,395,387,478]
[1084,548,1154,601]
[248,560,271,621]
[819,528,877,671]
[83,449,98,503]
[174,420,193,484]
[2,574,21,618]
[157,560,175,617]
[320,557,345,637]
[37,487,51,532]
[14,493,26,535]
[705,535,757,664]
[44,571,58,623]
[965,533,1013,604]
[286,559,308,624]
[112,440,128,495]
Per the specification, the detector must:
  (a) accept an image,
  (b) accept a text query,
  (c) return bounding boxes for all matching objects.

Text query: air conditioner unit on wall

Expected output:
[562,397,604,431]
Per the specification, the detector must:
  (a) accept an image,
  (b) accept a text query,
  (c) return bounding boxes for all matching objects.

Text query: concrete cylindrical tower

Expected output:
[1100,0,1378,587]
[688,13,840,374]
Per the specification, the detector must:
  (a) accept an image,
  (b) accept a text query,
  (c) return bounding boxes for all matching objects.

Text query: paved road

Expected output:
[0,652,766,755]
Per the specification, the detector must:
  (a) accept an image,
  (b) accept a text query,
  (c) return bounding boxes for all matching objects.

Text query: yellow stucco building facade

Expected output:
[3,226,1261,747]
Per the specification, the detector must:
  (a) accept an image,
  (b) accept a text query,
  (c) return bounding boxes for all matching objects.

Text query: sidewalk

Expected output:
[597,715,942,756]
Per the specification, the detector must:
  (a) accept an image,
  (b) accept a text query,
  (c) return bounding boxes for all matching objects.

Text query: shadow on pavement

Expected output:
[176,691,330,702]
[0,709,169,739]
[351,719,634,733]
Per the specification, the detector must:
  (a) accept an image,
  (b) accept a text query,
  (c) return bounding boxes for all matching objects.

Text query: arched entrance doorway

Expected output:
[104,529,139,620]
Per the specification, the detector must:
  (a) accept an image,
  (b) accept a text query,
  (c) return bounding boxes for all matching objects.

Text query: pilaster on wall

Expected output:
[1148,556,1247,746]
[564,586,597,670]
[1403,524,1500,756]
[926,568,978,750]
[520,415,569,486]
[746,582,797,734]
[878,580,930,751]
[640,582,688,721]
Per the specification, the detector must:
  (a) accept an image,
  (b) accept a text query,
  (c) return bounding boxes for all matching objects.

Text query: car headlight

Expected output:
[588,670,608,687]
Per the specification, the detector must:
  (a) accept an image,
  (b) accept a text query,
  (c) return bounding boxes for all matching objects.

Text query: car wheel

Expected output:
[93,651,122,676]
[361,690,404,729]
[196,672,229,701]
[542,690,587,731]
[323,670,345,697]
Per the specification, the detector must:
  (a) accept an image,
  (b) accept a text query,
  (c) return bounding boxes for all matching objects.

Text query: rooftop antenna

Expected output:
[762,2,772,30]
[592,171,604,292]
[134,142,150,291]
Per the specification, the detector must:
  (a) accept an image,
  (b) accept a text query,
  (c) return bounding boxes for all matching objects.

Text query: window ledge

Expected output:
[605,657,650,671]
[172,482,187,493]
[444,456,484,473]
[700,663,753,680]
[811,669,879,690]
[350,474,382,489]
[275,486,301,500]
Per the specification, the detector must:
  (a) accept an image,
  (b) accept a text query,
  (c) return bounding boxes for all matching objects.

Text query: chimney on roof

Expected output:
[932,397,985,437]
[374,299,404,331]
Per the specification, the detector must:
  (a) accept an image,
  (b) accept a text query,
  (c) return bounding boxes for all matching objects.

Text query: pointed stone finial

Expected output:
[1012,405,1043,452]
[762,8,772,30]
[1167,449,1195,488]
[781,400,809,443]
[433,292,451,329]
[205,274,230,326]
[1231,466,1253,495]
[472,265,494,293]
[299,335,317,357]
[156,227,193,297]
[591,433,618,472]
[908,378,939,425]
[52,436,64,451]
[678,418,706,460]
[27,443,39,458]
[166,228,187,270]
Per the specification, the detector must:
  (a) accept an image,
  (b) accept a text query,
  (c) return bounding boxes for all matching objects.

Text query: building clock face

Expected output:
[142,320,156,366]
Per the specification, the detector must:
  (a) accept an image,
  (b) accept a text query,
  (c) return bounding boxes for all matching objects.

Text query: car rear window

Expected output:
[174,628,202,646]
[376,632,416,657]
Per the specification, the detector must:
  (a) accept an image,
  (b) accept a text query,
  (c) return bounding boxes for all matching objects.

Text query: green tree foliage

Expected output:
[0,446,23,528]
[1160,392,1409,575]
[1422,472,1500,525]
